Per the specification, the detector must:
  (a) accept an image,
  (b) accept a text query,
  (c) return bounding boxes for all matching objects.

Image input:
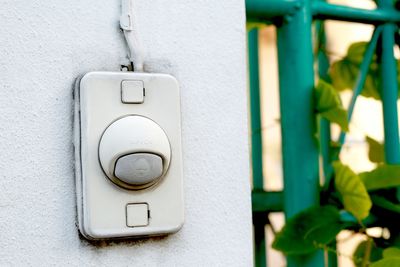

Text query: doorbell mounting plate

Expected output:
[74,71,184,240]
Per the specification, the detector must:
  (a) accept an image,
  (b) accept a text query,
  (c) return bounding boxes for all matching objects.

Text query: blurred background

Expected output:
[255,0,398,265]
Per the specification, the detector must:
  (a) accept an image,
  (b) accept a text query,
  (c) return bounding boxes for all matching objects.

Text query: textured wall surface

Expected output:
[0,0,252,266]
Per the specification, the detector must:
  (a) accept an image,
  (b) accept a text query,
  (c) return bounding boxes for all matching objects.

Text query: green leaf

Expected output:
[366,136,384,163]
[272,206,346,255]
[383,247,400,259]
[333,161,372,220]
[315,80,349,132]
[371,195,400,214]
[330,41,400,100]
[360,165,400,191]
[353,240,383,267]
[329,42,382,100]
[371,258,400,267]
[330,59,355,92]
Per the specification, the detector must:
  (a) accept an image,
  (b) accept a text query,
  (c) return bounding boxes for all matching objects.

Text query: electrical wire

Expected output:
[120,0,144,72]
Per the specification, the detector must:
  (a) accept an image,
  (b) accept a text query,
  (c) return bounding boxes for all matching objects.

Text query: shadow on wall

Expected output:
[77,231,169,248]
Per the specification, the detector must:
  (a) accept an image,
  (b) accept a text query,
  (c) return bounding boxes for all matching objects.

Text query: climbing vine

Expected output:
[272,42,400,266]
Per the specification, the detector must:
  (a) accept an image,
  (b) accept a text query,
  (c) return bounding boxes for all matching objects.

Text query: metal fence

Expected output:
[246,0,400,266]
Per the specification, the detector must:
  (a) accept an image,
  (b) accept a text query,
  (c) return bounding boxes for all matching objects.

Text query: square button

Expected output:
[126,203,149,227]
[121,80,144,104]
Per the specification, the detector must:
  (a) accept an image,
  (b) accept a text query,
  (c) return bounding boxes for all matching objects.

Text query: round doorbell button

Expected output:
[114,153,163,185]
[98,115,171,190]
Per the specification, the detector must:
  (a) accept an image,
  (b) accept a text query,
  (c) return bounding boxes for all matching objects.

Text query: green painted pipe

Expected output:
[313,1,400,24]
[248,29,267,267]
[277,0,319,219]
[252,190,284,212]
[337,26,382,147]
[253,212,268,267]
[246,0,300,21]
[276,0,324,265]
[377,0,400,163]
[246,0,400,24]
[346,27,382,122]
[248,29,264,190]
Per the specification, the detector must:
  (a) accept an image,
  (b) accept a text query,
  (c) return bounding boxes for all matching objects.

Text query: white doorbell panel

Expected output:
[74,71,184,240]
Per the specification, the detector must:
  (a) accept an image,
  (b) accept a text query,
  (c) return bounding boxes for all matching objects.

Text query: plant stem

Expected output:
[268,216,277,235]
[361,237,373,267]
[319,243,362,264]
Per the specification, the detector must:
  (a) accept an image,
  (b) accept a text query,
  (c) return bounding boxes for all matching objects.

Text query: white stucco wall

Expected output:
[0,0,252,266]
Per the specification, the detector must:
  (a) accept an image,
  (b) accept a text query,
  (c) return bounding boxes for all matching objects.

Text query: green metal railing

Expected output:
[246,0,400,266]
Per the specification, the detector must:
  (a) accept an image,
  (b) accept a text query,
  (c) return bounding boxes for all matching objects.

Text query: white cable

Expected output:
[120,0,144,72]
